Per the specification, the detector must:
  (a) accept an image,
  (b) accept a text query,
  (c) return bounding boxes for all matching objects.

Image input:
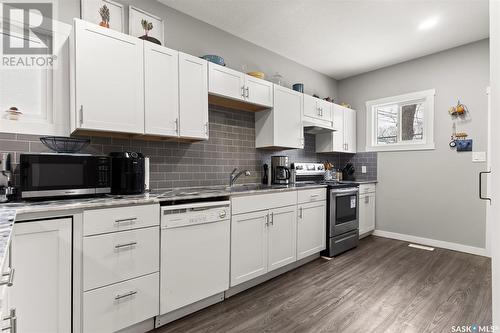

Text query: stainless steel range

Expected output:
[294,162,359,257]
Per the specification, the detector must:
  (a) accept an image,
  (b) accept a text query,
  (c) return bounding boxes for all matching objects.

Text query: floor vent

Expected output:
[408,244,435,251]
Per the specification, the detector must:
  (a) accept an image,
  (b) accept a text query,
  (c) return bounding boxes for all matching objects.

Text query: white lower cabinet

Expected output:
[82,226,159,291]
[8,218,72,333]
[297,200,327,259]
[79,204,160,333]
[83,273,159,333]
[267,205,297,271]
[230,204,297,286]
[359,184,376,237]
[230,189,328,287]
[230,210,270,286]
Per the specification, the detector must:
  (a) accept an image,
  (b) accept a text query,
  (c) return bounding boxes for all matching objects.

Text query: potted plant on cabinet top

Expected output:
[98,4,110,28]
[139,19,161,45]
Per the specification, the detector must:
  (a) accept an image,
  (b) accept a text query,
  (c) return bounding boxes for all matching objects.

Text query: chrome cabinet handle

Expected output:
[310,194,319,198]
[270,212,274,226]
[205,122,209,136]
[365,196,369,204]
[245,86,249,98]
[0,268,14,287]
[299,207,303,219]
[114,242,137,249]
[79,105,84,126]
[219,210,227,218]
[114,217,137,224]
[265,213,269,226]
[175,118,179,133]
[241,86,245,97]
[2,308,16,333]
[115,290,137,301]
[479,170,492,203]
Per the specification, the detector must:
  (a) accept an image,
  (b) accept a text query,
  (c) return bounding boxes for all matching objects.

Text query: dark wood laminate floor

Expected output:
[154,236,491,333]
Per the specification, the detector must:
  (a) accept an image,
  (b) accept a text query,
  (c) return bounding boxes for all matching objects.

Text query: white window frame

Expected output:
[365,89,435,152]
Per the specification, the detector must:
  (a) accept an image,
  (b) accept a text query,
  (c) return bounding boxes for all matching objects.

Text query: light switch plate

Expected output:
[361,166,367,174]
[472,151,486,162]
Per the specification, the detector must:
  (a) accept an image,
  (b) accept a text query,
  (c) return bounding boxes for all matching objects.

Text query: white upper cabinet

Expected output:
[256,85,304,149]
[208,63,245,101]
[178,52,209,140]
[244,75,274,107]
[208,63,273,108]
[316,104,357,153]
[144,43,179,137]
[344,107,357,153]
[71,19,144,134]
[303,95,333,125]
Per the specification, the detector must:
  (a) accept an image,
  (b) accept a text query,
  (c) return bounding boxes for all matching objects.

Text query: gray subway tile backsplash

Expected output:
[1,105,377,190]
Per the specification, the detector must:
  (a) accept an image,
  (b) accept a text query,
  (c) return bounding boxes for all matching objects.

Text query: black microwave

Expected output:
[20,154,111,199]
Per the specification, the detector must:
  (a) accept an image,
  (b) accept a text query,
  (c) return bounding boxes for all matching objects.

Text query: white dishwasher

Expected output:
[160,200,230,315]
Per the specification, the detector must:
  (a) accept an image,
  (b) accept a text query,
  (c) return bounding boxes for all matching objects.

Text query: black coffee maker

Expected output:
[110,152,145,195]
[342,163,356,181]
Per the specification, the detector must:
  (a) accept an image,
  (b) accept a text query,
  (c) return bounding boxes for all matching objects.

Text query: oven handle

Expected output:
[330,189,358,196]
[334,233,358,244]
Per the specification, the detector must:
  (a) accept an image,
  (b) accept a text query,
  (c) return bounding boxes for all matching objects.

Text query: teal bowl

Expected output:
[201,55,225,66]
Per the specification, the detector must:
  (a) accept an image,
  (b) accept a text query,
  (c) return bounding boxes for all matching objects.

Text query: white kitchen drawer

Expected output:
[231,191,297,215]
[83,204,159,236]
[297,188,327,204]
[83,226,159,291]
[359,183,376,195]
[83,272,159,333]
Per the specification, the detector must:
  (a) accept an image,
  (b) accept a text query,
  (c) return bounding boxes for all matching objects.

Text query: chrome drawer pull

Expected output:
[2,308,16,333]
[114,242,137,249]
[310,194,320,197]
[115,290,137,300]
[0,268,15,287]
[114,217,137,224]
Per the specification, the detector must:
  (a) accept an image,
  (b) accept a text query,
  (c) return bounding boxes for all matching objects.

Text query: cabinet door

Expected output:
[74,19,144,134]
[273,85,304,149]
[359,194,375,236]
[179,52,209,140]
[268,205,297,271]
[245,75,273,107]
[332,105,345,151]
[10,218,72,333]
[297,201,326,260]
[344,108,357,153]
[366,194,376,233]
[144,43,179,137]
[303,94,321,119]
[208,63,245,101]
[231,211,268,286]
[318,99,333,122]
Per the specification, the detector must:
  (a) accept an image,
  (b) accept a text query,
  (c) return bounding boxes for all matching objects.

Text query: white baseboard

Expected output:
[372,229,488,257]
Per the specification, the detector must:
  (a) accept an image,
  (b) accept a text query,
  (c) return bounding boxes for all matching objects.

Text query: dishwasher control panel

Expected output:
[161,201,230,229]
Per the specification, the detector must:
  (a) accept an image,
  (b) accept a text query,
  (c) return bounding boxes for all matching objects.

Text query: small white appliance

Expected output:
[159,200,230,315]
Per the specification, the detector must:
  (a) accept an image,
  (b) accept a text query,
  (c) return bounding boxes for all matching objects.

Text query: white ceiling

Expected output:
[158,0,489,79]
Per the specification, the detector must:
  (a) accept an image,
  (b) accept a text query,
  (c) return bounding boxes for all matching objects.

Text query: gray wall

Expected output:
[59,0,337,98]
[337,39,490,248]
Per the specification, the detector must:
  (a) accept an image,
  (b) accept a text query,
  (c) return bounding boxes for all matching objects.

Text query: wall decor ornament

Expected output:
[81,0,125,32]
[129,6,164,45]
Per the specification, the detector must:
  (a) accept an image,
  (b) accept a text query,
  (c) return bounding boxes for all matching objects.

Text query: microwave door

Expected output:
[21,155,95,193]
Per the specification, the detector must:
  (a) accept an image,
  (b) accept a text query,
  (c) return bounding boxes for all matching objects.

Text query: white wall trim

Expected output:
[373,229,488,257]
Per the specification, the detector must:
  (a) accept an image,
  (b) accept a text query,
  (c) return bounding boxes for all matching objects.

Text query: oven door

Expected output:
[329,188,359,236]
[20,154,98,198]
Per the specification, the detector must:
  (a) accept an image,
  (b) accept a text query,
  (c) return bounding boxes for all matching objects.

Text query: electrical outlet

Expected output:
[361,166,367,174]
[472,151,486,162]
